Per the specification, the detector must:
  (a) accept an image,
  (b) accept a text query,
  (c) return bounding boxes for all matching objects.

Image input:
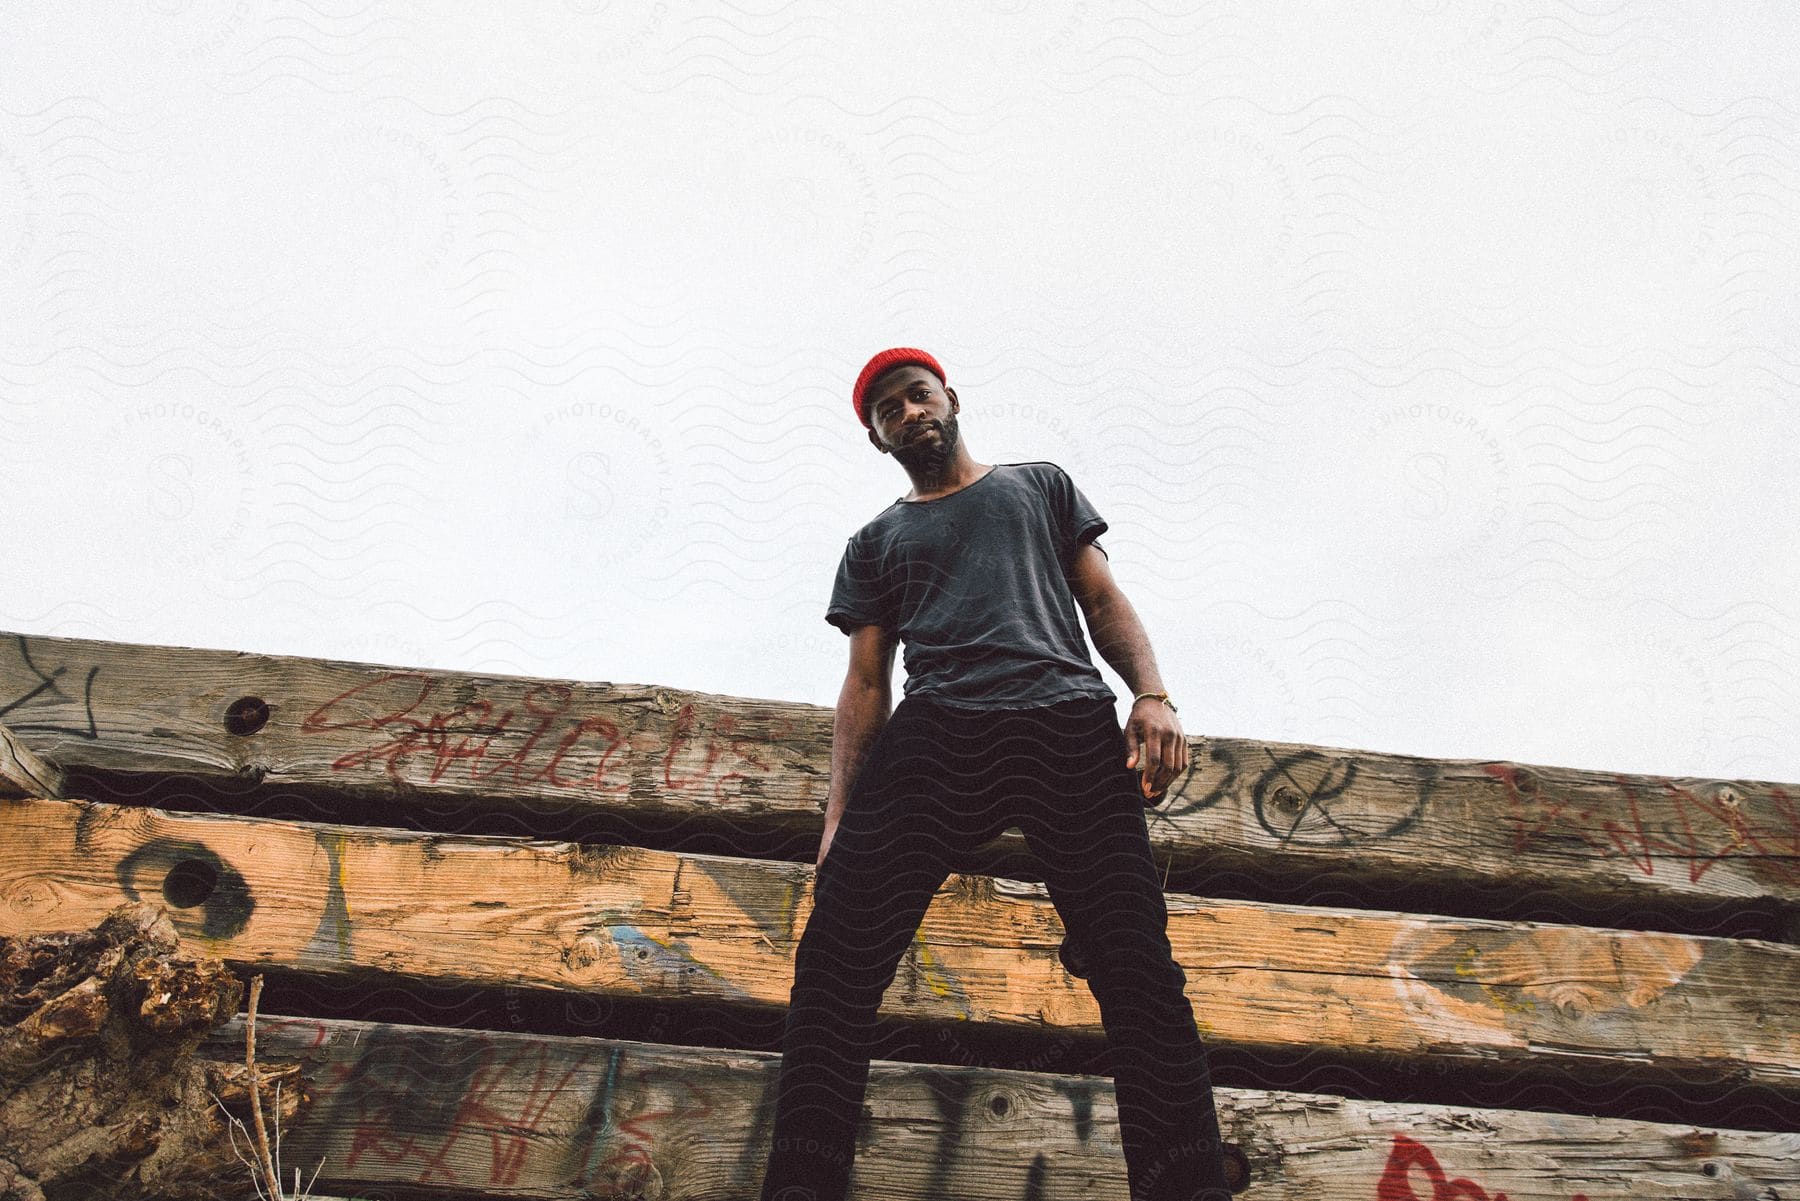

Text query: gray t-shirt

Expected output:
[825,461,1117,710]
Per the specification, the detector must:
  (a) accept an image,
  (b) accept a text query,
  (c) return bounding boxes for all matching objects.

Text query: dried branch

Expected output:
[246,976,282,1197]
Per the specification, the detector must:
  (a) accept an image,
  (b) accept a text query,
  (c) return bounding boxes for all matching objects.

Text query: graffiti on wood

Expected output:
[1250,749,1429,846]
[115,837,256,940]
[1169,743,1430,846]
[266,1020,594,1189]
[1,635,100,740]
[255,1026,730,1193]
[1378,1132,1590,1201]
[573,1052,718,1194]
[1491,764,1800,886]
[301,671,804,804]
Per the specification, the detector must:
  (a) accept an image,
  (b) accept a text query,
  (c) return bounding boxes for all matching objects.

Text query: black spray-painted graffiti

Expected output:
[1162,741,1430,847]
[1,634,100,740]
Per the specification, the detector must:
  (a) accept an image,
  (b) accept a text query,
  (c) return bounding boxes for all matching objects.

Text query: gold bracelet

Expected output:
[1132,690,1178,713]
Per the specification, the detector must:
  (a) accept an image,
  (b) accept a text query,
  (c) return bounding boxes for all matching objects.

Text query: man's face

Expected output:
[866,366,960,468]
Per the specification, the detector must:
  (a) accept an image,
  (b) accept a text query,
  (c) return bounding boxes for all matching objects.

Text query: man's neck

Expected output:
[903,456,990,501]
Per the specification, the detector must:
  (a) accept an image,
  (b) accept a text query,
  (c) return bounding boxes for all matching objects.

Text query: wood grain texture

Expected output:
[3,631,1795,925]
[4,795,1794,1098]
[197,1012,1800,1200]
[0,721,62,801]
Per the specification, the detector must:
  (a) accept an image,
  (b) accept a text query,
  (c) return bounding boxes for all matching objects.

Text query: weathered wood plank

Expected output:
[5,795,1795,1098]
[198,1013,1800,1200]
[0,720,63,800]
[3,631,1795,926]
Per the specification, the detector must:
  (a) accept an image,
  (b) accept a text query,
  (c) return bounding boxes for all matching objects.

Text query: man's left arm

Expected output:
[1068,541,1188,799]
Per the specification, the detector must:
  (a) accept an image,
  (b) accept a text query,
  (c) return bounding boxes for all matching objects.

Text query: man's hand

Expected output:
[1125,697,1187,800]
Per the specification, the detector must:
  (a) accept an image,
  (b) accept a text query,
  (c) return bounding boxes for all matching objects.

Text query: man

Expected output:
[758,348,1234,1200]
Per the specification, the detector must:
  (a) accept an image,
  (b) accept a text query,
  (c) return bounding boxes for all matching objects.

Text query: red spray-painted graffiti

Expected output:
[585,1064,716,1190]
[1378,1133,1588,1201]
[256,1021,591,1189]
[350,1036,587,1186]
[1488,764,1800,886]
[300,672,803,804]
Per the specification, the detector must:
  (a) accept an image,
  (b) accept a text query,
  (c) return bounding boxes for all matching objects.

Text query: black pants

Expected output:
[758,694,1233,1200]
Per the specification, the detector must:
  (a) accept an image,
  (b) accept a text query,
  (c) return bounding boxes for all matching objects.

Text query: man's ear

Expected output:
[868,426,888,454]
[945,386,958,410]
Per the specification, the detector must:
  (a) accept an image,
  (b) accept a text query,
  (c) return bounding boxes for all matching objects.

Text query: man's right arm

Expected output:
[817,623,898,868]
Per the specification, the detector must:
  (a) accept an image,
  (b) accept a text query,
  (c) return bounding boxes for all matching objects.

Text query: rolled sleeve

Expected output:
[825,535,892,635]
[1054,466,1110,565]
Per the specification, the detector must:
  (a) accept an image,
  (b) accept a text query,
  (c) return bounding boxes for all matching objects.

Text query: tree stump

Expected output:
[0,902,302,1201]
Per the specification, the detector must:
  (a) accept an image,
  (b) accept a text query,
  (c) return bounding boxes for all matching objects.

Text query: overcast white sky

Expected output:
[3,3,1795,783]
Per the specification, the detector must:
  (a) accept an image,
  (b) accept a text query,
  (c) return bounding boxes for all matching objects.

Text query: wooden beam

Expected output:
[5,796,1795,1098]
[0,720,63,800]
[200,1012,1800,1200]
[2,631,1794,925]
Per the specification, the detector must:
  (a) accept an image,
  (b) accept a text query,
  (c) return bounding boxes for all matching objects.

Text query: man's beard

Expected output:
[893,415,960,474]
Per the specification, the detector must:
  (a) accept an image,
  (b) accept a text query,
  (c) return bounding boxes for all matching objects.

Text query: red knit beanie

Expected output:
[852,347,946,427]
